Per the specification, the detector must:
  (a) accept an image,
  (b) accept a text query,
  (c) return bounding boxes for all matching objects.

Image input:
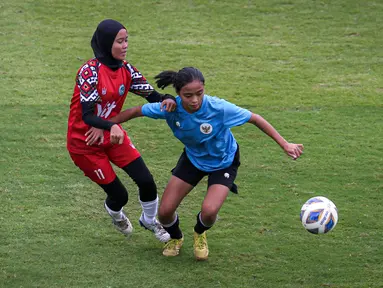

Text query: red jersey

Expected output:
[67,59,154,154]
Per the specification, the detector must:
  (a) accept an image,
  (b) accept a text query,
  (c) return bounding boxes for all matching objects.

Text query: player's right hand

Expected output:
[160,98,176,112]
[85,127,104,146]
[110,124,124,145]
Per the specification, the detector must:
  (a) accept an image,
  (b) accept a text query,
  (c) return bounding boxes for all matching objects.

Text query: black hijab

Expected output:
[91,19,126,70]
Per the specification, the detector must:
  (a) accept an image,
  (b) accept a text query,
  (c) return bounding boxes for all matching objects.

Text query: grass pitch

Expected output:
[1,0,382,287]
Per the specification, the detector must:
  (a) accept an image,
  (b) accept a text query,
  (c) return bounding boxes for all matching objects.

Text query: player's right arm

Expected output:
[86,103,166,145]
[109,106,144,123]
[87,105,144,145]
[78,62,124,144]
[109,102,167,124]
[77,63,116,130]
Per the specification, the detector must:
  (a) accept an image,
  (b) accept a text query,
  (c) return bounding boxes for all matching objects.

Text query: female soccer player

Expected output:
[67,19,176,242]
[87,67,304,260]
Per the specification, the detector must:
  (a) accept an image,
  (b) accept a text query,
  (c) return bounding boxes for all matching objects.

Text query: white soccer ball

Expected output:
[300,196,338,234]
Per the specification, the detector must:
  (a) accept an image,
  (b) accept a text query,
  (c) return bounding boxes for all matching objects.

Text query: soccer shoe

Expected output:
[162,237,184,257]
[104,203,133,236]
[193,231,209,261]
[111,214,133,236]
[139,214,171,243]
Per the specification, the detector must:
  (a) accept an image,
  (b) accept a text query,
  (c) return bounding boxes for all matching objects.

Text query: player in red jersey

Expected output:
[67,19,175,242]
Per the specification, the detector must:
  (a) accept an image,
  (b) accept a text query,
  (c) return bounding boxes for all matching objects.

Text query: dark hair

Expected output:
[155,67,205,93]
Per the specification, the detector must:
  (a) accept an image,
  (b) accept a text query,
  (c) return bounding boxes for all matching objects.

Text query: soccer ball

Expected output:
[300,196,338,234]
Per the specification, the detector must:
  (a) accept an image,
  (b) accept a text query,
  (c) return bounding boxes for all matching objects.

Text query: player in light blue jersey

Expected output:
[86,67,304,260]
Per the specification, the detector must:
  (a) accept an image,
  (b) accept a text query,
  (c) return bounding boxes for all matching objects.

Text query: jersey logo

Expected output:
[102,87,107,95]
[176,121,181,127]
[97,101,117,118]
[200,123,212,134]
[119,84,125,96]
[224,173,230,179]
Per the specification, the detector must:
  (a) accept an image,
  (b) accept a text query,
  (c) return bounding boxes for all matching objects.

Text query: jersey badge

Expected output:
[176,121,181,127]
[119,84,125,96]
[224,173,230,179]
[102,87,107,95]
[200,123,212,134]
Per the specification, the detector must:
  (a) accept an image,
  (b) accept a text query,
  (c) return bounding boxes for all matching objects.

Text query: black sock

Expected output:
[194,212,212,234]
[162,215,183,239]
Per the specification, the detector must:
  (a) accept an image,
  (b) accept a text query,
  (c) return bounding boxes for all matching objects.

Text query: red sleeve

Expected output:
[77,60,115,130]
[125,63,154,98]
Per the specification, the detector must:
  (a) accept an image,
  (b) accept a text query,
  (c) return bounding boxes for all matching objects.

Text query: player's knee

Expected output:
[108,184,128,207]
[100,177,129,208]
[201,203,219,222]
[138,177,156,191]
[158,204,175,224]
[137,177,157,202]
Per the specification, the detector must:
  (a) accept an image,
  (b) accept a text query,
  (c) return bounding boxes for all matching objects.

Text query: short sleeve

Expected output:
[125,63,154,97]
[222,100,252,128]
[141,103,167,119]
[77,61,100,103]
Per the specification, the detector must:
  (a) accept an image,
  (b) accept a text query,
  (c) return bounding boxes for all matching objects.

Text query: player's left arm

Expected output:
[126,63,176,111]
[248,113,304,160]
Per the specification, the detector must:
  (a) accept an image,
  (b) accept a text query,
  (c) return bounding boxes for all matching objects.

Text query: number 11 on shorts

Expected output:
[94,169,105,180]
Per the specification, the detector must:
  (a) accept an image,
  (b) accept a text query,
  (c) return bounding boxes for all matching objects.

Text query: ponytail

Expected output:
[155,67,205,93]
[155,71,177,90]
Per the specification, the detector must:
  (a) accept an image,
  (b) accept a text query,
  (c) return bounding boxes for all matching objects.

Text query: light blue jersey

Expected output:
[142,95,252,172]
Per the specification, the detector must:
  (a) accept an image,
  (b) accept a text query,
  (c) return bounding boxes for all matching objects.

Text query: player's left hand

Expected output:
[283,143,304,160]
[160,98,176,112]
[85,127,104,146]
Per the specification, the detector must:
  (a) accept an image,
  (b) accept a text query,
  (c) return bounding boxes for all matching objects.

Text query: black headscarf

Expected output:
[91,19,126,70]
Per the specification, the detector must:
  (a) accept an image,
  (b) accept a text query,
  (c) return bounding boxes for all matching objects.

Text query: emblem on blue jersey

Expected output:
[200,123,212,134]
[176,121,181,127]
[119,84,125,96]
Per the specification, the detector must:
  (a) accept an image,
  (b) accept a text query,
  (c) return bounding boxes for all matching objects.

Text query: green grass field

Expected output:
[1,0,382,287]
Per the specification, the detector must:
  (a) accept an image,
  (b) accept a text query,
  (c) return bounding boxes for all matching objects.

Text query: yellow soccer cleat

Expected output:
[193,231,209,261]
[162,237,184,257]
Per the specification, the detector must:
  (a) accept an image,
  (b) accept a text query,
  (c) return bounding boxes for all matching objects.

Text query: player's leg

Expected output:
[160,151,205,256]
[69,151,133,235]
[107,134,170,242]
[193,146,241,260]
[122,157,170,243]
[159,176,193,256]
[193,184,230,260]
[99,177,133,235]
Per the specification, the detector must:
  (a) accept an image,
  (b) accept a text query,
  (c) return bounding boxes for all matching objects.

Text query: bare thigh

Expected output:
[158,175,194,224]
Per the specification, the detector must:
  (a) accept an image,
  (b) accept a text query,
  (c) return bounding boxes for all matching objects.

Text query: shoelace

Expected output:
[196,234,207,249]
[153,223,168,235]
[115,218,129,229]
[164,239,179,250]
[144,220,166,235]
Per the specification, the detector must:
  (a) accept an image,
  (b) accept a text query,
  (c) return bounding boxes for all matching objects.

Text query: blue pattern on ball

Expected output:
[324,214,335,232]
[306,209,324,224]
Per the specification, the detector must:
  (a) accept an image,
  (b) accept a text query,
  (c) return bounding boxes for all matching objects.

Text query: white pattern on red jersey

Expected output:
[67,59,154,154]
[125,63,154,96]
[77,62,100,102]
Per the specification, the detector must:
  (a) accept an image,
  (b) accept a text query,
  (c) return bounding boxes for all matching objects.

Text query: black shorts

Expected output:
[171,145,241,193]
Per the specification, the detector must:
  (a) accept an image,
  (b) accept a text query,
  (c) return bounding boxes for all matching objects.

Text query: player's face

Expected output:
[179,80,205,113]
[111,29,128,60]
